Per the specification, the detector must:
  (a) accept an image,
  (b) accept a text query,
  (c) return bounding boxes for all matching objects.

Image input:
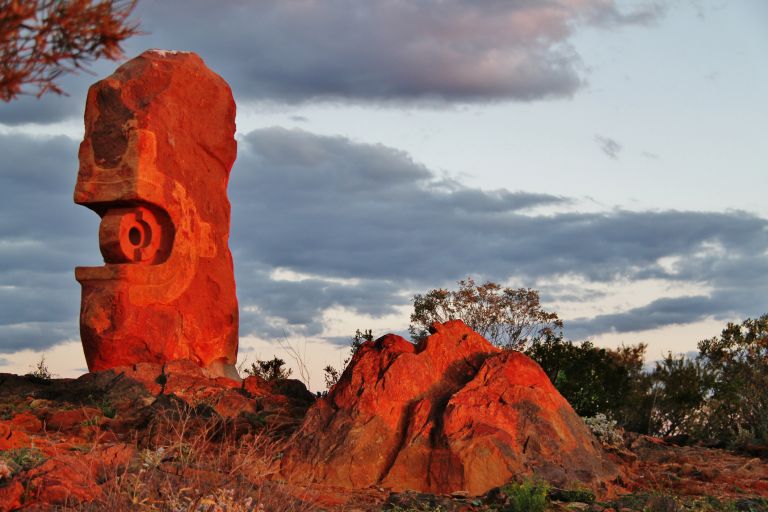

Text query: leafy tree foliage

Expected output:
[409,277,563,349]
[528,314,768,447]
[244,356,292,382]
[606,345,654,434]
[1,0,140,101]
[645,353,712,438]
[526,335,648,422]
[696,314,768,445]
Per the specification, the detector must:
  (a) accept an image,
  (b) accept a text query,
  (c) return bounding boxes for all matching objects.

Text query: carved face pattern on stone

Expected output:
[74,50,239,379]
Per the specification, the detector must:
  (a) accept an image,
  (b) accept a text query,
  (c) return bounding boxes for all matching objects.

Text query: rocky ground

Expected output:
[0,329,767,511]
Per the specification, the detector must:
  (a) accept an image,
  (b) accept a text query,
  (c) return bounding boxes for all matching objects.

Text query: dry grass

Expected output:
[73,400,317,512]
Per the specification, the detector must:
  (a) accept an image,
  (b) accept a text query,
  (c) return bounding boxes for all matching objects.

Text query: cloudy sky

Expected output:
[1,0,766,389]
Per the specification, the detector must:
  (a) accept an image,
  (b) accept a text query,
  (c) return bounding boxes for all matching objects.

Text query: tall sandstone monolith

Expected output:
[74,50,239,379]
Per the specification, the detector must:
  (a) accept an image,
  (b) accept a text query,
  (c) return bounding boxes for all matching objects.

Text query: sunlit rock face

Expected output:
[74,50,239,379]
[283,320,618,495]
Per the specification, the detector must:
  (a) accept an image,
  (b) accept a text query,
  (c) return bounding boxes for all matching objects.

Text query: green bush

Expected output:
[243,357,292,382]
[646,353,712,437]
[526,335,651,426]
[501,480,548,512]
[696,314,768,446]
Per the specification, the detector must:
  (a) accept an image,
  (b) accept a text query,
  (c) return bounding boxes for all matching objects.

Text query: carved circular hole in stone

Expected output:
[99,205,170,264]
[138,220,152,247]
[128,226,142,246]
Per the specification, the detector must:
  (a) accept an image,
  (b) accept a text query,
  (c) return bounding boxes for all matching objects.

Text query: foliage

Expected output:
[1,0,141,101]
[322,328,374,390]
[646,353,712,437]
[600,492,765,512]
[508,307,768,446]
[386,503,446,512]
[500,480,548,512]
[583,413,623,448]
[607,343,656,433]
[97,398,117,419]
[350,328,373,354]
[322,364,340,390]
[0,446,46,475]
[547,486,596,503]
[244,356,292,382]
[25,354,54,380]
[696,314,768,445]
[409,277,562,349]
[526,335,646,420]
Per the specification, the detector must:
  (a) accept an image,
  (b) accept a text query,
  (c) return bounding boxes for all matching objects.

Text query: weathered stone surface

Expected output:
[282,320,618,496]
[74,49,239,378]
[24,445,134,506]
[0,479,23,512]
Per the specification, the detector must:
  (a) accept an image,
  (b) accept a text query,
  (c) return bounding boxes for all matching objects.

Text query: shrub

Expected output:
[0,447,46,476]
[696,314,768,446]
[25,355,54,381]
[646,353,712,437]
[501,480,548,512]
[526,335,650,423]
[244,356,293,382]
[584,413,624,448]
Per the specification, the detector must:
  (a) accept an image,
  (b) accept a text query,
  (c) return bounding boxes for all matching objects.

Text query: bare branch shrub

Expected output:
[1,0,140,101]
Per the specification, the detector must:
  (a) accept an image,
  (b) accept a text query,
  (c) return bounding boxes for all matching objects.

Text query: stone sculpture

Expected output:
[74,50,239,379]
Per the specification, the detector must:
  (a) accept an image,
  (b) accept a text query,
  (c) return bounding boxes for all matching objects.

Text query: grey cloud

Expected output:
[0,0,662,126]
[129,0,662,105]
[0,128,766,354]
[0,92,80,126]
[539,287,608,304]
[229,128,768,337]
[0,322,76,353]
[233,128,768,287]
[0,133,96,352]
[324,327,411,349]
[595,135,623,160]
[235,261,406,340]
[0,358,10,366]
[567,295,720,340]
[0,58,114,125]
[564,284,768,341]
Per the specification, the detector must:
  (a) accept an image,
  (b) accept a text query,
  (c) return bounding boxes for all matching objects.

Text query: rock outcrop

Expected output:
[74,50,239,379]
[282,320,618,496]
[0,364,313,510]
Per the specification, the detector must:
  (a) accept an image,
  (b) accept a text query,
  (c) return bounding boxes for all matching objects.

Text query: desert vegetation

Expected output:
[1,279,767,511]
[326,278,768,451]
[81,403,314,512]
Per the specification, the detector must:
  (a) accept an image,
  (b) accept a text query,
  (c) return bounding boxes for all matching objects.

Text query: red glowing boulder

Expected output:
[283,320,618,495]
[74,50,239,378]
